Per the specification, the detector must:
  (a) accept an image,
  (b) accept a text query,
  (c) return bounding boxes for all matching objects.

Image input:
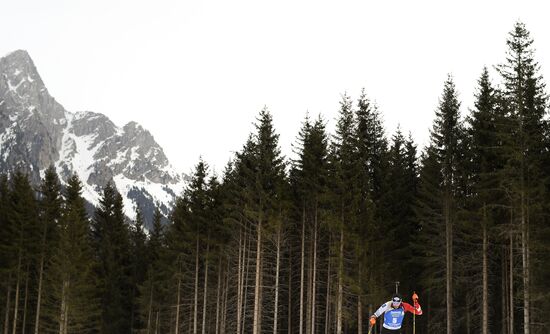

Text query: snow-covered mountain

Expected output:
[0,50,187,226]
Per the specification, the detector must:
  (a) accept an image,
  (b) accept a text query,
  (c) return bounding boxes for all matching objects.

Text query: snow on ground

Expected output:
[55,112,103,207]
[112,174,139,220]
[0,123,16,161]
[52,110,186,222]
[113,173,185,221]
[7,78,25,93]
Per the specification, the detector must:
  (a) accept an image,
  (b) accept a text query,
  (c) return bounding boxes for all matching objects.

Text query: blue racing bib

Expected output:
[383,306,405,330]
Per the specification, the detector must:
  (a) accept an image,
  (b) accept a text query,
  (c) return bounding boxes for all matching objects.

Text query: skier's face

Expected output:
[392,298,402,308]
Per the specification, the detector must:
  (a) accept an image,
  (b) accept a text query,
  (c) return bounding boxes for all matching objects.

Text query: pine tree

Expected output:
[382,128,419,295]
[354,90,390,317]
[34,166,62,334]
[129,208,148,332]
[45,174,100,334]
[0,173,14,334]
[251,108,286,334]
[496,21,549,334]
[7,171,40,334]
[416,76,464,334]
[139,205,166,334]
[92,182,132,334]
[290,114,330,334]
[355,89,389,205]
[463,67,507,334]
[329,94,359,334]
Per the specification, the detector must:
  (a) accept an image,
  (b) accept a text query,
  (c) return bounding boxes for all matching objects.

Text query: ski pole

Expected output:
[413,306,416,334]
[412,292,418,334]
[368,316,376,334]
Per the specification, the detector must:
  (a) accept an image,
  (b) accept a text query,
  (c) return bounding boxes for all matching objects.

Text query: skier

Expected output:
[369,293,422,333]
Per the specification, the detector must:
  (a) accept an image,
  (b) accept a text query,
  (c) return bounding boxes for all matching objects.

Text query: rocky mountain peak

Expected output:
[1,50,48,109]
[0,50,187,227]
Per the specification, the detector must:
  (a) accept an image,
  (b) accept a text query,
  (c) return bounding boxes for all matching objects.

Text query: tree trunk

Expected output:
[63,303,69,334]
[194,238,200,334]
[273,224,281,334]
[311,205,318,334]
[502,247,508,334]
[59,280,68,334]
[175,271,182,334]
[33,261,44,334]
[509,232,514,334]
[21,270,29,334]
[202,242,209,334]
[236,228,243,334]
[155,310,159,334]
[521,193,530,334]
[482,205,488,334]
[4,274,12,334]
[306,230,312,334]
[325,239,331,334]
[215,257,222,334]
[252,214,263,334]
[288,243,292,334]
[358,295,362,334]
[222,257,230,334]
[34,252,46,334]
[146,279,154,334]
[242,233,252,334]
[466,299,471,334]
[299,207,305,334]
[11,255,21,334]
[445,194,453,334]
[337,221,344,334]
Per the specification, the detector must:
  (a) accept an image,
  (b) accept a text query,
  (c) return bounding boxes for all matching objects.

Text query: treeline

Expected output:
[1,21,550,334]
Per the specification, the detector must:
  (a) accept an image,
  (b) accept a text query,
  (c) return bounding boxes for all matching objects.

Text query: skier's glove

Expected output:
[412,292,419,302]
[369,316,376,326]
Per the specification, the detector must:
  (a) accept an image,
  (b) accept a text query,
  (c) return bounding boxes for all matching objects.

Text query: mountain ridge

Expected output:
[0,49,187,226]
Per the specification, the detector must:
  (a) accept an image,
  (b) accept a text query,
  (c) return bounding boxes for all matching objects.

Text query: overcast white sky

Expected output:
[2,0,550,174]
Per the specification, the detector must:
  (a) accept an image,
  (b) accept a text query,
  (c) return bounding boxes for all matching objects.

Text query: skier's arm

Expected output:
[372,302,391,318]
[403,301,423,315]
[369,302,389,326]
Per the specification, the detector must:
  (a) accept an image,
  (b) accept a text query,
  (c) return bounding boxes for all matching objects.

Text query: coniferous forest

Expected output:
[1,22,550,334]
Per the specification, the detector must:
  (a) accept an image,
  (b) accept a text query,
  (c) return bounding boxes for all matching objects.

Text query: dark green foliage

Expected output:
[415,76,464,333]
[496,21,549,333]
[43,174,100,333]
[92,182,132,334]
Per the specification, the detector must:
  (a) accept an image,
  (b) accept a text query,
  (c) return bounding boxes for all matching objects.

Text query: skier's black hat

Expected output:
[392,293,402,302]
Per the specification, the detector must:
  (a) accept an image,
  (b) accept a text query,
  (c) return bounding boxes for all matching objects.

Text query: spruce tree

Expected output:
[329,94,359,334]
[416,76,464,334]
[354,90,390,313]
[291,114,330,334]
[7,171,40,334]
[251,108,286,334]
[92,182,132,334]
[0,174,13,334]
[129,208,148,332]
[35,166,62,334]
[496,21,549,334]
[45,174,100,333]
[463,67,506,334]
[139,205,167,334]
[383,128,419,295]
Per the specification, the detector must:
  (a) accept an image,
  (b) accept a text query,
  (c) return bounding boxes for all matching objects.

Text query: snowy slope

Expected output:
[0,50,187,226]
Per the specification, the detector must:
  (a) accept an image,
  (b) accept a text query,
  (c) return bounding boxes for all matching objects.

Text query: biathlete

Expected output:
[369,293,422,333]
